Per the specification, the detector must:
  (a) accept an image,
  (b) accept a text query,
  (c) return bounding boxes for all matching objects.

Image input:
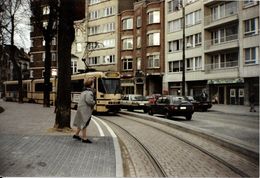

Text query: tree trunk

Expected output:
[55,0,75,128]
[43,40,51,107]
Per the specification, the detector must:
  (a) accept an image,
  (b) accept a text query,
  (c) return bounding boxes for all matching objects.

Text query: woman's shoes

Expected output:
[73,135,92,143]
[82,139,92,143]
[72,135,81,141]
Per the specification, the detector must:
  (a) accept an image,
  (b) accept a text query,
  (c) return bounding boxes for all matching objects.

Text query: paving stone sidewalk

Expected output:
[0,100,117,177]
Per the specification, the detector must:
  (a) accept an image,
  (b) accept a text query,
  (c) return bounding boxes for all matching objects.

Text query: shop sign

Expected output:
[207,78,244,84]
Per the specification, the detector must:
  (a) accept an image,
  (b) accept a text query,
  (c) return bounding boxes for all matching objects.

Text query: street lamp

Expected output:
[179,2,186,96]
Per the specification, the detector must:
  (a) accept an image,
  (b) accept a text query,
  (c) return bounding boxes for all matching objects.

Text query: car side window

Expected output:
[165,98,170,104]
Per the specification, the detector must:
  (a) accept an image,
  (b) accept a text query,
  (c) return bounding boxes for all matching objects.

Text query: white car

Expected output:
[121,94,149,112]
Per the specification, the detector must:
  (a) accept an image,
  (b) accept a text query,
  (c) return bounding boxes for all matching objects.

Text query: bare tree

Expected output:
[0,0,30,103]
[31,0,58,107]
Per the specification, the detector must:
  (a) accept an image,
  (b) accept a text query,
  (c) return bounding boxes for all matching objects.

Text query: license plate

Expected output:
[180,107,186,110]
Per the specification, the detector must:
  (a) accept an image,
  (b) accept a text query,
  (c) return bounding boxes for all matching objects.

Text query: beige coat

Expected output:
[73,88,96,129]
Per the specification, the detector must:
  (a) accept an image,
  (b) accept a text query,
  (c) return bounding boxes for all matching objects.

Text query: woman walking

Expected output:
[73,78,96,143]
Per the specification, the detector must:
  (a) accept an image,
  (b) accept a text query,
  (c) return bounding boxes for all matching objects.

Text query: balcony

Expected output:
[204,60,239,79]
[205,60,238,72]
[204,6,238,28]
[204,34,239,53]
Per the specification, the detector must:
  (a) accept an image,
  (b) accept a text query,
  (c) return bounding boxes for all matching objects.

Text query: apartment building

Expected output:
[118,0,165,95]
[165,0,259,105]
[79,0,135,72]
[30,0,58,79]
[30,0,85,78]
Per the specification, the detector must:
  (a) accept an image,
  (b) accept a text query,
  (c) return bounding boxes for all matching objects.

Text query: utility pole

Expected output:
[181,2,186,96]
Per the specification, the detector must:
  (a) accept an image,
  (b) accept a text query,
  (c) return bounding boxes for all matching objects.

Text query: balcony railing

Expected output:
[204,6,238,26]
[205,60,238,72]
[204,34,238,50]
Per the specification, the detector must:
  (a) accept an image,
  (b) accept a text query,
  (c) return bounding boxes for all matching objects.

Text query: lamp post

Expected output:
[181,2,186,96]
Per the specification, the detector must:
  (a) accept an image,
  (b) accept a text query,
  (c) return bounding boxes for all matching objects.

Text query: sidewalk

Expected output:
[210,104,259,117]
[0,100,119,177]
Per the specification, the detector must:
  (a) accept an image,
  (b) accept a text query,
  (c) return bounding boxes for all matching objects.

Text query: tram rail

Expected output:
[96,113,258,177]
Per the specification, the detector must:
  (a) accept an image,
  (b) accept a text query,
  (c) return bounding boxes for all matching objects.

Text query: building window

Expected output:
[89,0,100,5]
[186,10,201,26]
[103,22,115,33]
[52,37,56,45]
[212,25,238,44]
[244,18,258,36]
[148,32,160,46]
[245,47,258,64]
[103,55,115,64]
[42,39,45,46]
[195,56,202,70]
[243,0,257,7]
[122,38,133,50]
[43,6,50,15]
[148,11,160,24]
[123,58,133,70]
[137,58,141,70]
[89,10,100,20]
[211,2,237,21]
[88,26,100,35]
[186,58,193,71]
[76,43,82,52]
[122,18,133,30]
[42,53,45,61]
[136,16,141,28]
[168,0,181,13]
[104,7,114,17]
[136,36,141,48]
[52,53,56,61]
[168,18,182,33]
[169,60,183,72]
[71,60,77,74]
[30,55,34,62]
[43,21,48,29]
[148,54,160,68]
[194,33,202,46]
[168,39,183,52]
[103,39,115,48]
[30,70,33,78]
[88,56,100,65]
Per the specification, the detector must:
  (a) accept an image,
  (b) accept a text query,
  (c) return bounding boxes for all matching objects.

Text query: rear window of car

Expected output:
[171,96,188,104]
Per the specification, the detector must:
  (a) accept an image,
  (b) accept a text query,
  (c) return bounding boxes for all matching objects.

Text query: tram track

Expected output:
[96,114,258,177]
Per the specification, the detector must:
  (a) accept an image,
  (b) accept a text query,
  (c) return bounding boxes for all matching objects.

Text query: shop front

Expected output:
[207,78,244,105]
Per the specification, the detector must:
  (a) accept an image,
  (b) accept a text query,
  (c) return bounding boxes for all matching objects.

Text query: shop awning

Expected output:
[207,78,244,84]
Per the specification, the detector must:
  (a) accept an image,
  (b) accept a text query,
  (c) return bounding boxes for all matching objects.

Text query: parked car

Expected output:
[148,95,194,120]
[121,94,149,112]
[186,96,212,112]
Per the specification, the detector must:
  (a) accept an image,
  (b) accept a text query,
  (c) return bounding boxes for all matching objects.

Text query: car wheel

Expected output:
[143,109,148,113]
[148,109,153,115]
[186,114,192,120]
[165,111,171,119]
[127,108,133,112]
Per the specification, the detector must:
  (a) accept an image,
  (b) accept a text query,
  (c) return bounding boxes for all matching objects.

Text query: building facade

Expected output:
[164,0,259,105]
[118,0,165,96]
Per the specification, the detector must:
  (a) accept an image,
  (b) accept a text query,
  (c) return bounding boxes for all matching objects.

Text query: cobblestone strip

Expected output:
[103,115,244,177]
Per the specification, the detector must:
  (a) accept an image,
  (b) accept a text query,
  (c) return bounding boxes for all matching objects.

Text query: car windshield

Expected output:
[132,95,147,101]
[186,96,194,101]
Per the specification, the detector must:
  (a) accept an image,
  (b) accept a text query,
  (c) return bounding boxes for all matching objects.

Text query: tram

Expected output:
[3,71,122,113]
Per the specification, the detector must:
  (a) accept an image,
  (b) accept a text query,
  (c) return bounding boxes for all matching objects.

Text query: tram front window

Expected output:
[98,78,120,94]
